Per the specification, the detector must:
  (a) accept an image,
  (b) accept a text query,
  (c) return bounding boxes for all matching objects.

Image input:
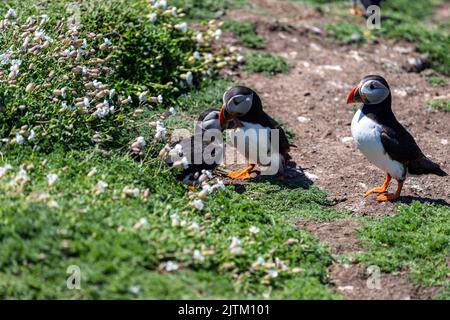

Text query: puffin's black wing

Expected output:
[380,127,447,176]
[360,0,383,9]
[255,111,292,161]
[198,108,220,121]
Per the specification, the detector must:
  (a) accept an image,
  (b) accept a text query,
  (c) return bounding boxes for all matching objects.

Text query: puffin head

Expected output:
[346,75,391,105]
[195,109,222,134]
[219,86,260,128]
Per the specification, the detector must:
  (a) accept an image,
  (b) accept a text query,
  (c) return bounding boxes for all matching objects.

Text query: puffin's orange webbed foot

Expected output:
[227,165,255,180]
[364,174,391,198]
[364,187,387,197]
[350,7,365,16]
[376,193,399,202]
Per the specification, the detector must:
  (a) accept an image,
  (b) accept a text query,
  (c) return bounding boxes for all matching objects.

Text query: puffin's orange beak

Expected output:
[346,84,361,104]
[219,105,226,128]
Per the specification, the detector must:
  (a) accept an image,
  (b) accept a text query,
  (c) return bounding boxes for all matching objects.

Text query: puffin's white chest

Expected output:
[351,109,406,180]
[227,121,272,164]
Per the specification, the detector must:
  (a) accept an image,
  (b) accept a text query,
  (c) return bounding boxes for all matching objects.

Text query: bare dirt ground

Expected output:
[223,0,450,299]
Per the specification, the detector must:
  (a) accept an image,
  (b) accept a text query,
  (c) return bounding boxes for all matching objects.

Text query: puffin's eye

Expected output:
[369,83,375,90]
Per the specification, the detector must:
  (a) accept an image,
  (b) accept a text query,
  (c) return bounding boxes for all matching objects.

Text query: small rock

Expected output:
[297,116,310,123]
[341,136,353,143]
[440,139,448,145]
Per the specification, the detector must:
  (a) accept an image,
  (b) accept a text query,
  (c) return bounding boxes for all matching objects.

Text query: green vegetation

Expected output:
[427,99,450,112]
[358,202,450,291]
[244,52,290,75]
[303,0,450,74]
[426,76,448,87]
[223,20,265,49]
[325,23,364,44]
[172,0,247,20]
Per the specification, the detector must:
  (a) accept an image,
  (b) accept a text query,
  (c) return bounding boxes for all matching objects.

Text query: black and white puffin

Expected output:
[351,0,384,16]
[219,86,292,179]
[161,108,224,178]
[346,75,447,201]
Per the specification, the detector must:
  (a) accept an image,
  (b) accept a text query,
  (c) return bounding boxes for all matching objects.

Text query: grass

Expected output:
[303,0,450,75]
[223,20,265,49]
[244,53,291,76]
[426,76,448,87]
[0,77,339,298]
[172,0,248,20]
[325,23,364,44]
[427,99,450,112]
[357,202,450,292]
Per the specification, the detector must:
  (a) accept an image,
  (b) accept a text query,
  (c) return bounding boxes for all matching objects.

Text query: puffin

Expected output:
[346,75,447,201]
[219,86,292,179]
[351,0,384,16]
[161,108,225,180]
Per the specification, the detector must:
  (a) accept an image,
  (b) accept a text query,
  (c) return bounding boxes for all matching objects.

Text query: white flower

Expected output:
[216,179,225,189]
[193,199,204,210]
[129,286,140,295]
[132,188,140,197]
[186,72,193,86]
[229,237,243,255]
[154,0,167,9]
[138,91,148,102]
[46,173,59,186]
[109,89,115,99]
[28,130,36,141]
[103,38,112,46]
[175,22,188,33]
[204,53,213,62]
[83,97,90,108]
[15,134,24,145]
[5,8,17,19]
[193,51,201,60]
[189,221,200,231]
[249,226,260,234]
[94,106,109,118]
[165,261,178,272]
[214,29,222,39]
[267,269,278,278]
[170,213,180,227]
[202,184,213,194]
[157,94,163,103]
[48,200,59,208]
[256,256,266,266]
[0,164,13,178]
[196,33,204,43]
[136,136,146,147]
[156,121,166,137]
[169,107,176,116]
[171,7,177,16]
[95,180,108,193]
[193,249,205,262]
[148,12,158,23]
[81,39,87,49]
[138,217,148,225]
[17,168,29,181]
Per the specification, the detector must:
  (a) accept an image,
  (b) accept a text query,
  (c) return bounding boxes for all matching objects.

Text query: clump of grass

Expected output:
[223,20,265,49]
[325,23,364,44]
[358,202,450,289]
[426,99,450,112]
[172,0,247,20]
[244,53,290,76]
[426,76,448,87]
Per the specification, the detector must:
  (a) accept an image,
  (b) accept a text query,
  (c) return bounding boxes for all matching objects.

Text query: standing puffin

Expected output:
[346,75,447,201]
[161,108,225,178]
[219,86,292,179]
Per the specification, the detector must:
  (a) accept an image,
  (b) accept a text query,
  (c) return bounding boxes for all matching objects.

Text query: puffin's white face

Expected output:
[359,79,390,105]
[200,111,221,131]
[224,93,253,116]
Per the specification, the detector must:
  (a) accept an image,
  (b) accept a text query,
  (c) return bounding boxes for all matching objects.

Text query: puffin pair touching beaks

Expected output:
[347,75,447,202]
[219,86,292,179]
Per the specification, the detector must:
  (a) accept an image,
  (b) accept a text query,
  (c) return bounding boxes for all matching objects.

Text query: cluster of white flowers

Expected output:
[229,237,243,256]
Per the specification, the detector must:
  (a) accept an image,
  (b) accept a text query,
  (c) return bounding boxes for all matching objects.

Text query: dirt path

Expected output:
[224,0,450,299]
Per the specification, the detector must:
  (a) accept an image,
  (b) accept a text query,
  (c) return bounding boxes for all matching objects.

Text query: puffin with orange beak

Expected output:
[219,86,292,179]
[346,75,447,201]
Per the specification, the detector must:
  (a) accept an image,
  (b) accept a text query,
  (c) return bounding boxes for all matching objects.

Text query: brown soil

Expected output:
[222,0,450,299]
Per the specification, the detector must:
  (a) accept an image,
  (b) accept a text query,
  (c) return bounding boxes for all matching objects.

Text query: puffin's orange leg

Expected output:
[227,164,255,180]
[364,174,391,197]
[376,180,403,202]
[350,1,365,16]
